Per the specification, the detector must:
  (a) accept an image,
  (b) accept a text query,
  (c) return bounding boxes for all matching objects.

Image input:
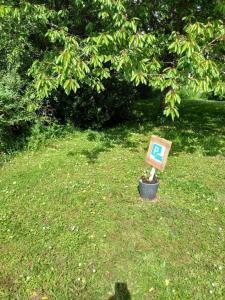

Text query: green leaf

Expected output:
[63,79,79,95]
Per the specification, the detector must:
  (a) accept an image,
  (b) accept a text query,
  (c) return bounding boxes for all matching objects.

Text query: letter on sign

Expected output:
[146,136,172,171]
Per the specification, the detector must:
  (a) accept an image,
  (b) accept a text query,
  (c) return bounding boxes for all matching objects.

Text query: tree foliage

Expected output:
[0,0,224,131]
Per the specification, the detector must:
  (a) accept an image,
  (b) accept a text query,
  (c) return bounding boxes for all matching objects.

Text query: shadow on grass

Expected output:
[81,145,111,164]
[82,99,225,163]
[108,282,131,300]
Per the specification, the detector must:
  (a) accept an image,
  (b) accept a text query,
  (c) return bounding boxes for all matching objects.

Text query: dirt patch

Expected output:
[141,176,159,184]
[0,273,17,293]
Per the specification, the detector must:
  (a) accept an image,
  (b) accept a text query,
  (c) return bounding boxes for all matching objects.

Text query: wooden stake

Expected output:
[149,167,156,181]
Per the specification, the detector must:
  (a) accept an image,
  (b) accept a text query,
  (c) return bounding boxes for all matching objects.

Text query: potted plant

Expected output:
[139,168,159,200]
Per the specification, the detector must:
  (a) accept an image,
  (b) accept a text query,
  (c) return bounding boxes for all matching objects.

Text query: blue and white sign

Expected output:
[146,135,172,171]
[150,143,166,162]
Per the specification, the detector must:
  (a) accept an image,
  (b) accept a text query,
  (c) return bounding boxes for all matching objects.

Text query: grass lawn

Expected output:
[0,99,225,299]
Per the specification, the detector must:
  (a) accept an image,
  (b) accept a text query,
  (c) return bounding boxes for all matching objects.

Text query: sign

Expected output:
[146,135,172,171]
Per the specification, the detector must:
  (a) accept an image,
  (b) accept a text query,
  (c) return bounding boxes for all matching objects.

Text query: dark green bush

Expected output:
[45,77,137,129]
[0,70,34,152]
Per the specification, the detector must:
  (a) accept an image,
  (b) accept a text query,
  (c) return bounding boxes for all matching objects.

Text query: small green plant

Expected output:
[27,119,70,150]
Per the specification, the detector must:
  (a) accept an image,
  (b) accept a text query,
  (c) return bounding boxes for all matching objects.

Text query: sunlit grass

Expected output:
[0,99,225,299]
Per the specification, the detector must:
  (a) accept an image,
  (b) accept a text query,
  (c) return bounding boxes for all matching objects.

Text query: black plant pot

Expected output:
[139,178,160,200]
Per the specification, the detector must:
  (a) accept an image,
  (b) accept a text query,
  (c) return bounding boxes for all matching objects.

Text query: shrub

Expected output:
[26,119,67,150]
[45,77,137,129]
[0,70,34,152]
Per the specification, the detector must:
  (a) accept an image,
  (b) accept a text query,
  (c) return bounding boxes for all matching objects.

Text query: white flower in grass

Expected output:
[165,279,170,286]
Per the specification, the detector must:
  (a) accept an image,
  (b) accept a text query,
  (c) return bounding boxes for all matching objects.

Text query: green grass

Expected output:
[1,99,225,299]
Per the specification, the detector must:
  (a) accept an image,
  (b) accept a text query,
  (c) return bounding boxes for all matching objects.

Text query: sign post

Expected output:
[139,135,172,200]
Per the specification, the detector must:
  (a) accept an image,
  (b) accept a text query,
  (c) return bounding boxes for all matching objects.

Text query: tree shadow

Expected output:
[81,145,110,164]
[108,282,131,300]
[160,100,225,156]
[67,150,76,156]
[84,99,225,161]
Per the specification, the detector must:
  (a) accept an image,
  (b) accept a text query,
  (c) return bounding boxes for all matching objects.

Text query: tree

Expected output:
[0,0,224,122]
